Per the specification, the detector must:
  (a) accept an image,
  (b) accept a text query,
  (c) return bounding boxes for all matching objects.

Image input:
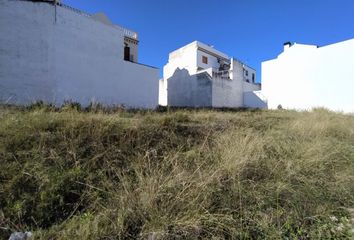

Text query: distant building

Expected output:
[159,41,267,108]
[262,39,354,113]
[0,0,159,108]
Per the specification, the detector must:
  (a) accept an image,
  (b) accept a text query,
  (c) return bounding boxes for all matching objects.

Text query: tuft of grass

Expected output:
[0,105,353,239]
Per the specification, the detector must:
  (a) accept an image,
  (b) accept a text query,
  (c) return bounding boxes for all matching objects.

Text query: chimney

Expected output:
[283,42,292,51]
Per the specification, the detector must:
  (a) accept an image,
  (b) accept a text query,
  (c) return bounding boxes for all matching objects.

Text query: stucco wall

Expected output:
[164,43,197,80]
[244,91,268,109]
[167,69,212,107]
[0,0,158,108]
[262,40,354,113]
[197,50,219,70]
[243,81,261,92]
[0,0,56,104]
[211,60,243,108]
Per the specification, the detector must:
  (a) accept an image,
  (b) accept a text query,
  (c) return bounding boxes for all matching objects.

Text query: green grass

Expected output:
[0,104,353,239]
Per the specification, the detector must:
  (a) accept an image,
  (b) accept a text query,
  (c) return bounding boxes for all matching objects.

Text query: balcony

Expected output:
[197,68,231,80]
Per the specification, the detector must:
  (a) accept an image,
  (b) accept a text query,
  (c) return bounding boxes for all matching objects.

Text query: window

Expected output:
[245,70,249,76]
[202,56,208,64]
[252,73,255,83]
[124,44,130,61]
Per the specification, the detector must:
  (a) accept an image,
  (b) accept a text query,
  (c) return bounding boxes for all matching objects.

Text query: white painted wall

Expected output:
[0,0,158,108]
[244,91,268,109]
[243,81,261,92]
[212,60,243,108]
[197,50,219,70]
[167,69,212,107]
[243,65,256,84]
[163,42,198,79]
[262,40,354,113]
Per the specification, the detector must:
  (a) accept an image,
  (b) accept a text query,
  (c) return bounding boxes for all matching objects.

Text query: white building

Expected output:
[0,0,159,108]
[262,39,354,113]
[159,41,266,108]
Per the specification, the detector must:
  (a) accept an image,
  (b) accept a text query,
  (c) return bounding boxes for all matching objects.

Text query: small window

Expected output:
[252,73,255,82]
[202,56,208,64]
[245,70,249,76]
[124,44,130,61]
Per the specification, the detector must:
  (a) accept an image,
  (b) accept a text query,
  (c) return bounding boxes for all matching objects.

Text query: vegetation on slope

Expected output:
[0,104,354,239]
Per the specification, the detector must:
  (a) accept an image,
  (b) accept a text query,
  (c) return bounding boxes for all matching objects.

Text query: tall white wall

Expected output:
[163,43,198,79]
[0,0,56,104]
[262,40,354,113]
[167,69,212,107]
[212,60,243,108]
[0,0,158,108]
[243,81,261,92]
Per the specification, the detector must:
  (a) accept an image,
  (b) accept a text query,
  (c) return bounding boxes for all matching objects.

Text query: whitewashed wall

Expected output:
[262,40,354,113]
[0,0,159,108]
[211,60,243,108]
[244,91,268,109]
[167,69,212,107]
[196,50,219,70]
[243,81,261,92]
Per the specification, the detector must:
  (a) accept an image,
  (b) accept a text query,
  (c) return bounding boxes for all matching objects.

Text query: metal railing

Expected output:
[197,68,231,80]
[212,69,231,80]
[59,3,92,18]
[59,3,138,40]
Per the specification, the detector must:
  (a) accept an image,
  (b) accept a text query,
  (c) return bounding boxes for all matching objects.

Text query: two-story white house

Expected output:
[0,0,159,108]
[159,41,267,108]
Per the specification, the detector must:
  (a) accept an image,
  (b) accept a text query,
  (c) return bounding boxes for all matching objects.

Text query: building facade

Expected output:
[159,41,266,108]
[0,0,159,108]
[262,39,354,113]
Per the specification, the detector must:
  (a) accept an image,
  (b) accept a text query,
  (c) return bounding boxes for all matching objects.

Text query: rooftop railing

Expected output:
[59,3,138,40]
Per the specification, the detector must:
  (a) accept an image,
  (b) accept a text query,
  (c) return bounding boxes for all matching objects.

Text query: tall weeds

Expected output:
[0,106,353,239]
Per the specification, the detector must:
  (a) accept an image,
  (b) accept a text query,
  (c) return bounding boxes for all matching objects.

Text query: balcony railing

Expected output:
[212,69,230,79]
[197,68,231,80]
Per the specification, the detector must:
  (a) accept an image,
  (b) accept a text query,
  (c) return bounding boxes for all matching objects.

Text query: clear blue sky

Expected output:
[62,0,354,82]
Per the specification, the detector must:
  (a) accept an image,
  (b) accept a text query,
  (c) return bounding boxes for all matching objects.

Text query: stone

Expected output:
[8,232,32,240]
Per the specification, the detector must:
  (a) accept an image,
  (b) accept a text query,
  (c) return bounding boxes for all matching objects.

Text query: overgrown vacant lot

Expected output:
[0,105,354,239]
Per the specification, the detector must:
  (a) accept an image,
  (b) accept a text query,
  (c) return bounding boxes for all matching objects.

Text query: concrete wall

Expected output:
[262,40,354,113]
[244,91,268,109]
[243,81,261,92]
[167,69,212,107]
[0,0,158,108]
[212,60,243,108]
[164,43,198,80]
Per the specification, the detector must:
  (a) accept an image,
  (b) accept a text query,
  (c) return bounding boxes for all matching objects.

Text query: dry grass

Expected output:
[0,104,353,239]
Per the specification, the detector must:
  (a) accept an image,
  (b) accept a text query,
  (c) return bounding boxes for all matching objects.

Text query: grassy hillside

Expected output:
[0,105,354,239]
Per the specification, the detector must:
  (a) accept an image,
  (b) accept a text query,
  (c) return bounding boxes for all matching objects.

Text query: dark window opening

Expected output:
[202,56,208,64]
[124,45,130,61]
[252,73,255,83]
[245,70,249,76]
